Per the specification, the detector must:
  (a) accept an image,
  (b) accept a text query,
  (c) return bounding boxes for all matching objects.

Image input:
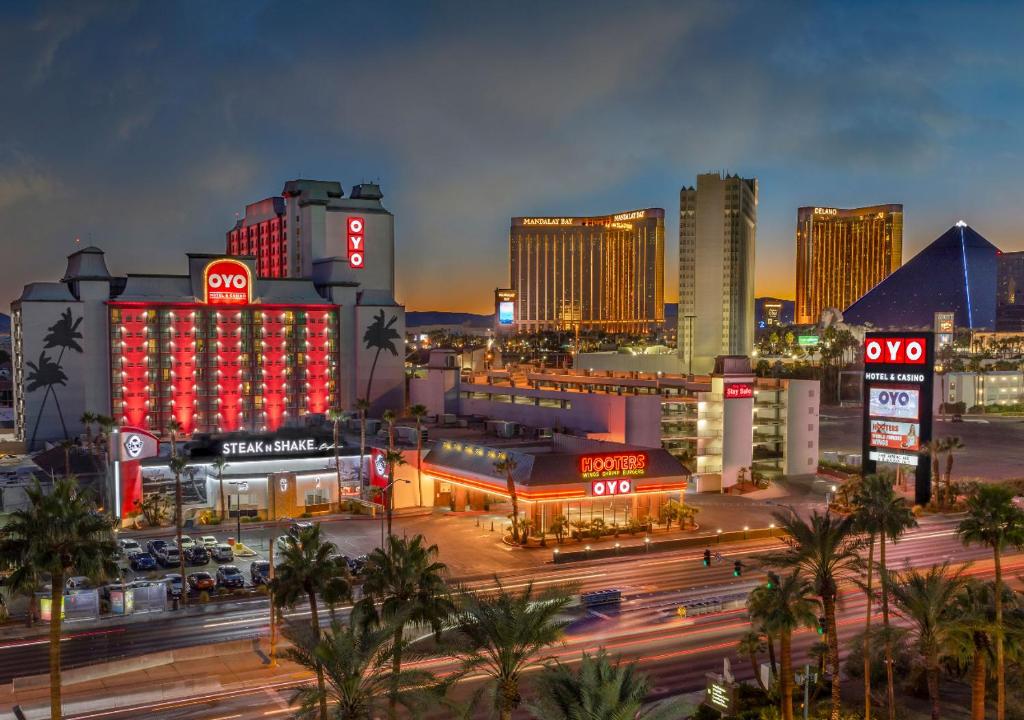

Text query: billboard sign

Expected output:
[347,216,365,270]
[578,452,647,479]
[862,332,934,505]
[498,301,514,325]
[798,335,819,347]
[203,258,252,305]
[868,387,920,420]
[724,382,754,400]
[869,420,920,452]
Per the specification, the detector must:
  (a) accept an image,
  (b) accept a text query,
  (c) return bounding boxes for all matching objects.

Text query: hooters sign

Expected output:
[347,217,365,270]
[864,336,926,365]
[203,259,252,305]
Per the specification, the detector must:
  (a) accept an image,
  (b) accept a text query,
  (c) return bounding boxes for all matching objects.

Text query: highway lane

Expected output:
[0,517,974,685]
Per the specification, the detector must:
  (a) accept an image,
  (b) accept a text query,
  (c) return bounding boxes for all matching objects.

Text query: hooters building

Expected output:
[414,435,690,530]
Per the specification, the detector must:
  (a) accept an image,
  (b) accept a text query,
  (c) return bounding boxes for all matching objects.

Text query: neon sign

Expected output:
[612,210,646,221]
[203,259,252,305]
[724,383,754,399]
[579,452,647,479]
[591,479,632,496]
[864,337,926,365]
[348,216,365,269]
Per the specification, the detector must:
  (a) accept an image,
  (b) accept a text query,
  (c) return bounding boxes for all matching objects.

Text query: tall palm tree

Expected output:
[59,439,75,477]
[527,648,685,720]
[165,416,182,458]
[29,308,85,445]
[358,534,454,718]
[409,403,428,506]
[96,415,115,463]
[736,630,769,692]
[746,583,780,683]
[763,510,861,720]
[383,449,406,541]
[168,456,189,602]
[946,580,1011,720]
[942,437,964,507]
[355,398,370,491]
[272,524,350,720]
[494,455,521,543]
[455,578,573,720]
[26,351,69,445]
[887,562,969,720]
[382,408,396,450]
[957,483,1024,720]
[283,605,436,720]
[362,310,401,404]
[852,473,916,720]
[0,477,116,720]
[212,456,229,521]
[753,571,819,720]
[327,408,345,507]
[921,438,946,509]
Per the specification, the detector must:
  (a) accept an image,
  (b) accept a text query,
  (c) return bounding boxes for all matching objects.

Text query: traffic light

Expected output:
[817,616,826,635]
[765,573,775,590]
[703,549,711,567]
[733,560,742,577]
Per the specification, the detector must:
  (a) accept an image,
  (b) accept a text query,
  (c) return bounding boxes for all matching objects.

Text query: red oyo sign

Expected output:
[579,451,647,479]
[724,383,754,399]
[204,258,252,305]
[591,479,632,496]
[864,336,926,365]
[347,216,365,270]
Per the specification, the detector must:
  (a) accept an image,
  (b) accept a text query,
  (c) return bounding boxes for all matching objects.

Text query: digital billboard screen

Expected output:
[869,387,920,420]
[498,301,514,325]
[869,419,920,452]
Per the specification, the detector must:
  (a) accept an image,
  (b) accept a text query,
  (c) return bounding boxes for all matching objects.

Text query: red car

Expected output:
[187,572,216,592]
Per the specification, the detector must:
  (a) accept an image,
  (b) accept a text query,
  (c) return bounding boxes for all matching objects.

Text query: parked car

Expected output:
[130,552,157,571]
[159,547,181,568]
[146,539,167,557]
[184,545,210,566]
[287,521,314,538]
[162,573,183,598]
[216,565,245,588]
[200,535,218,549]
[250,561,271,586]
[176,535,195,550]
[348,555,368,577]
[117,538,141,557]
[187,572,216,592]
[211,543,234,562]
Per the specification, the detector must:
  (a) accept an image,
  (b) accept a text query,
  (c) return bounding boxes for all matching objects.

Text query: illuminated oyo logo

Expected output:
[591,479,632,496]
[204,259,252,305]
[347,217,365,269]
[864,337,926,365]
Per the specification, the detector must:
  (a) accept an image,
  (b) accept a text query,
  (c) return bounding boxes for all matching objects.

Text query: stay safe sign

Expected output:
[203,258,252,305]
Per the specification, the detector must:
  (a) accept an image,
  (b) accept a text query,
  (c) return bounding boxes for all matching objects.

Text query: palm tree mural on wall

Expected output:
[362,309,400,405]
[27,308,84,447]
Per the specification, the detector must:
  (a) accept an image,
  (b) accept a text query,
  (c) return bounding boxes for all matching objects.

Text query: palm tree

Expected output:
[957,483,1024,720]
[746,583,780,684]
[942,437,964,507]
[494,455,521,543]
[355,398,370,491]
[96,415,115,463]
[169,456,189,602]
[852,473,916,720]
[272,524,350,720]
[0,477,116,720]
[327,409,345,507]
[26,351,69,445]
[527,648,685,720]
[358,534,454,718]
[383,449,406,541]
[382,408,396,450]
[947,580,1005,720]
[753,571,819,720]
[79,411,96,453]
[165,417,182,458]
[887,562,969,720]
[455,578,573,720]
[409,403,428,506]
[736,630,769,692]
[212,457,229,521]
[59,439,75,477]
[763,510,861,720]
[362,310,401,404]
[283,605,436,720]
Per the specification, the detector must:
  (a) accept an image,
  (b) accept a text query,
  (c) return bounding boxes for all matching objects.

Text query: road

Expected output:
[11,515,1019,719]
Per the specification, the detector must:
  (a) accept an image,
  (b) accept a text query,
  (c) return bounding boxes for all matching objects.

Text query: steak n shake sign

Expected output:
[861,332,934,505]
[211,433,338,459]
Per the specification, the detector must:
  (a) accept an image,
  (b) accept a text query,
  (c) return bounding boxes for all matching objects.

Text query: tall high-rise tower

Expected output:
[795,204,902,324]
[678,173,757,373]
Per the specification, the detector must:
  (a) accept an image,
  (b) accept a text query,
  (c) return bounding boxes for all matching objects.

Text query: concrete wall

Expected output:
[783,379,820,475]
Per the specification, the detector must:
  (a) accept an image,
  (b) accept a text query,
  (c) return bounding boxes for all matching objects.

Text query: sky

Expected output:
[2,1,1024,313]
